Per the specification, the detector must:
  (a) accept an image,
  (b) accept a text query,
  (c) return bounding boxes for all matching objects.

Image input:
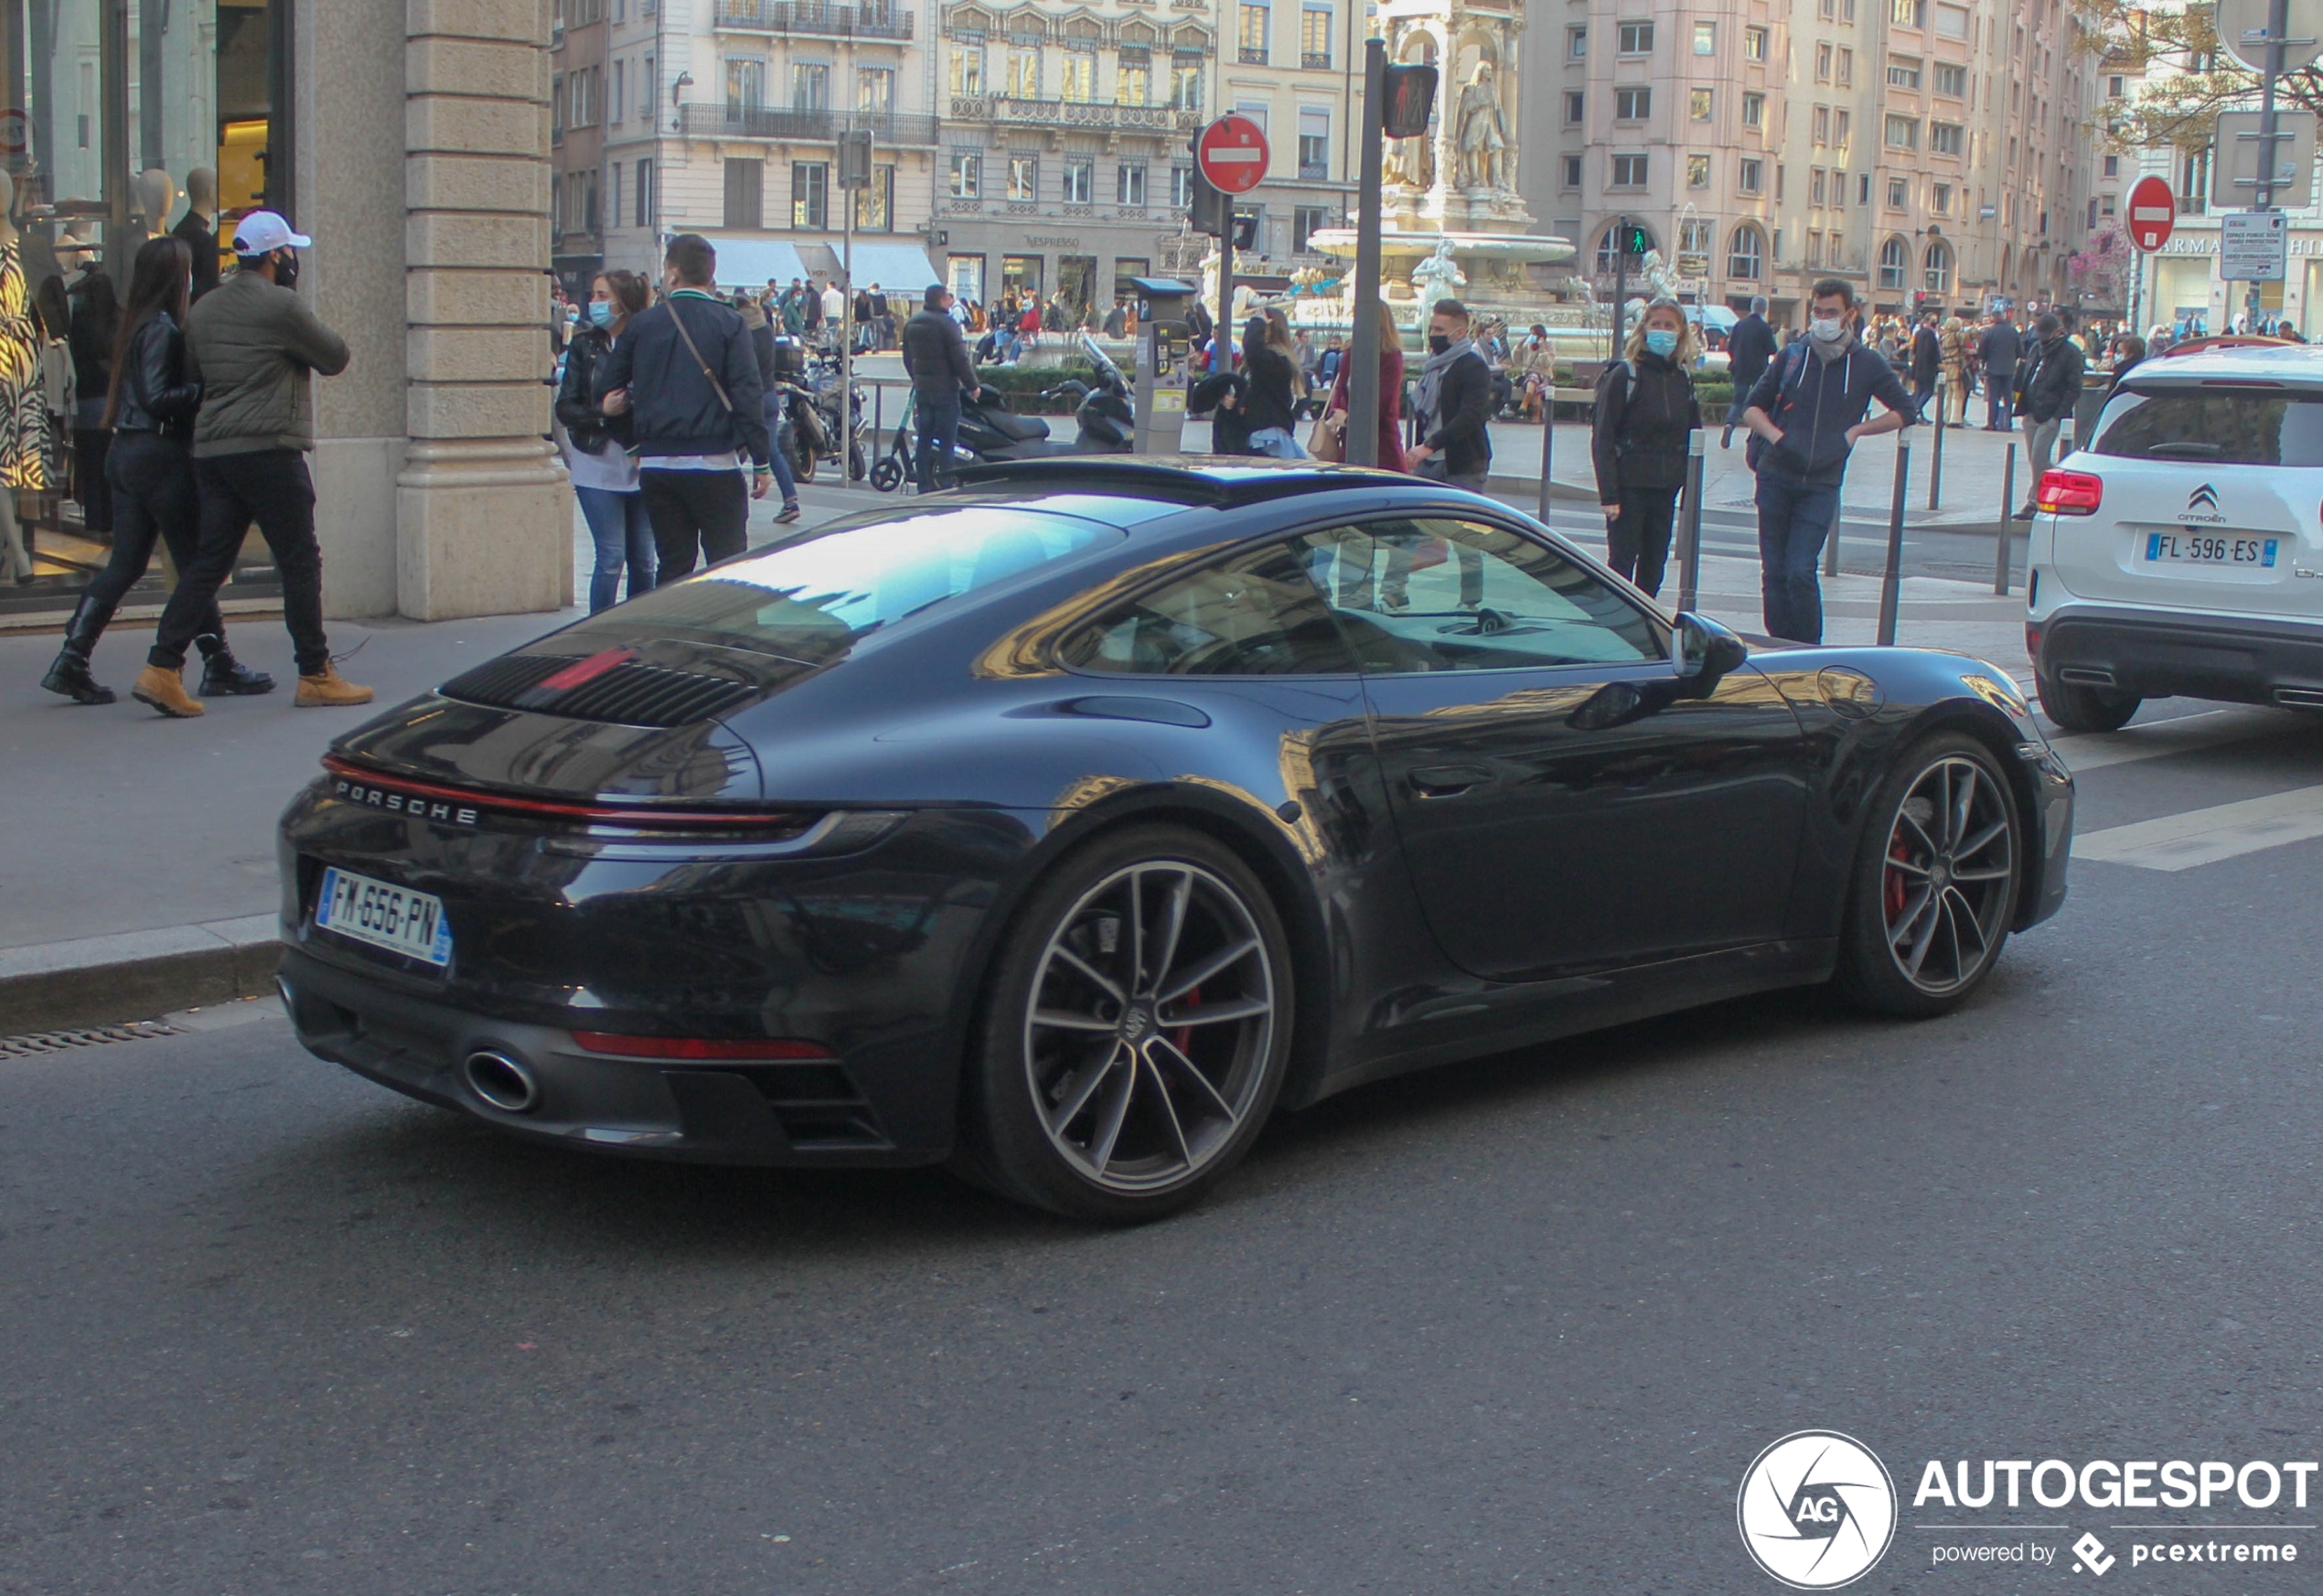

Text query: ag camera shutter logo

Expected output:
[1737,1430,1898,1589]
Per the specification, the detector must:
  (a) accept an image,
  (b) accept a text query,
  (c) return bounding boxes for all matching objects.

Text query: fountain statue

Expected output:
[1410,239,1466,321]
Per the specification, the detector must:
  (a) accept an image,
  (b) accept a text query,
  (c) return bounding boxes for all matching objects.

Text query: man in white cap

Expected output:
[133,209,369,717]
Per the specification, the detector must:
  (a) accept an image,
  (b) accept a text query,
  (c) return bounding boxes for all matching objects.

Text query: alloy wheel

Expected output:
[1022,861,1278,1194]
[1880,755,2016,996]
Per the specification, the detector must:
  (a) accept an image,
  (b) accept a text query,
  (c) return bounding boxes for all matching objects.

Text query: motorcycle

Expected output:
[871,335,1138,493]
[808,357,870,483]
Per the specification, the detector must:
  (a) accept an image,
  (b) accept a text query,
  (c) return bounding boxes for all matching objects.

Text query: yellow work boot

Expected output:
[295,665,375,708]
[130,664,205,718]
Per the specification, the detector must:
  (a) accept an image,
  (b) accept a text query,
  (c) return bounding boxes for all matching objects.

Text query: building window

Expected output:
[1806,230,1824,267]
[950,150,982,198]
[1859,172,1871,204]
[606,163,622,229]
[1172,52,1204,110]
[1879,236,1908,288]
[1566,91,1585,124]
[1293,204,1333,252]
[1835,109,1850,146]
[1885,114,1917,150]
[1060,53,1094,102]
[1615,86,1651,120]
[723,58,764,114]
[1617,20,1653,53]
[1830,228,1845,263]
[1299,109,1330,177]
[790,162,827,229]
[1561,154,1583,188]
[1678,218,1711,268]
[855,164,894,230]
[1813,105,1829,144]
[636,158,654,226]
[1611,152,1648,187]
[641,52,655,118]
[2103,153,2121,177]
[1934,3,1968,38]
[612,59,626,123]
[1934,62,1965,96]
[1119,49,1151,104]
[1738,156,1762,193]
[1816,42,1832,80]
[1741,91,1762,128]
[1810,167,1826,206]
[1887,176,1909,208]
[1930,121,1963,155]
[1238,3,1269,63]
[1836,48,1853,85]
[1775,166,1785,200]
[791,62,829,110]
[1888,55,1921,89]
[1172,165,1197,207]
[858,67,894,113]
[1569,26,1588,58]
[1930,181,1951,213]
[1302,6,1333,67]
[1694,20,1716,53]
[1744,26,1768,60]
[1009,155,1038,200]
[724,157,764,229]
[1118,161,1147,205]
[1687,153,1710,187]
[1063,158,1093,203]
[1691,88,1712,120]
[1009,48,1039,98]
[1892,0,1924,24]
[1729,226,1763,279]
[950,47,983,94]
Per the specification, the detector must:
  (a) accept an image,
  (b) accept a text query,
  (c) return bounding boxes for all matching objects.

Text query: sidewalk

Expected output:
[0,489,2029,1030]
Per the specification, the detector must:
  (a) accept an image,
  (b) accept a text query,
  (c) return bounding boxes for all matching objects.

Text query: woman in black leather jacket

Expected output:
[556,270,654,611]
[41,237,267,705]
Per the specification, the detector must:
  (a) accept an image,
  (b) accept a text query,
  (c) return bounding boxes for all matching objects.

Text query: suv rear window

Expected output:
[2091,387,2323,466]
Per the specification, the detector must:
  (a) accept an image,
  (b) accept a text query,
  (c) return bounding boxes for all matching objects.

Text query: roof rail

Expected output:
[952,455,1408,506]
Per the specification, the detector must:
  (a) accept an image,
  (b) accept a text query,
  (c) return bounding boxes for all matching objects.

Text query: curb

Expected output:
[0,916,284,1034]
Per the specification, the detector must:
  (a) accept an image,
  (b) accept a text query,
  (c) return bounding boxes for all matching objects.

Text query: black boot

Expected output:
[196,634,276,696]
[39,595,115,704]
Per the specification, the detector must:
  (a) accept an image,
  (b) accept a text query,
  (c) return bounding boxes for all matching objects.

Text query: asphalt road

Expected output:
[6,703,2323,1594]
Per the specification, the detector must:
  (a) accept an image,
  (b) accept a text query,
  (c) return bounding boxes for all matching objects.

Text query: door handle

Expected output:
[1408,764,1495,798]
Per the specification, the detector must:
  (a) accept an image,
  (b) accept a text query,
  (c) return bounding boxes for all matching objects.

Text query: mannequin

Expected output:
[0,168,39,583]
[134,168,177,241]
[174,166,219,300]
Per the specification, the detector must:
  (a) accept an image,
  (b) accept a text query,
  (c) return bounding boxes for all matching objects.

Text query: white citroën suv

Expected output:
[2026,343,2323,733]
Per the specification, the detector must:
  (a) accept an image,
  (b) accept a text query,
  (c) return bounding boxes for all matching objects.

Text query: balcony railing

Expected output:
[1298,159,1327,179]
[714,0,914,37]
[1237,46,1269,63]
[677,103,940,145]
[1301,50,1332,68]
[948,93,1201,132]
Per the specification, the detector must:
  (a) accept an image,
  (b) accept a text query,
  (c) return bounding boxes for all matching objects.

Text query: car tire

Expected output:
[1834,732,2023,1019]
[957,825,1295,1223]
[2036,669,2140,734]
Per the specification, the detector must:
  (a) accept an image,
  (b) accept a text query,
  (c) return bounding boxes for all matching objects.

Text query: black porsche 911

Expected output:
[277,458,2072,1220]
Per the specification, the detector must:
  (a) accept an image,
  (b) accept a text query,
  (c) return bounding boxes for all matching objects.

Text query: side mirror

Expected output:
[1674,612,1750,694]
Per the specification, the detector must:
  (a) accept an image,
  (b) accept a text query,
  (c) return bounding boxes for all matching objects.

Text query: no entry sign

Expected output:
[2127,175,2176,251]
[1197,115,1270,195]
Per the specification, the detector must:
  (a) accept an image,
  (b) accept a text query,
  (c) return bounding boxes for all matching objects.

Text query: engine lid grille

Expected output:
[440,648,760,728]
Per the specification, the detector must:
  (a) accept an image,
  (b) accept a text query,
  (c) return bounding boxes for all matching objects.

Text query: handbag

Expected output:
[1309,410,1344,463]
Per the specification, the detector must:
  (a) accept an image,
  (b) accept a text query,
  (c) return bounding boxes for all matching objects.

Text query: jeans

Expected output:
[639,468,749,583]
[761,394,798,503]
[574,485,655,613]
[74,426,113,533]
[1755,468,1842,644]
[150,449,330,674]
[1607,485,1680,598]
[78,431,221,641]
[1247,426,1308,459]
[915,389,962,491]
[1986,373,2015,430]
[2024,417,2063,500]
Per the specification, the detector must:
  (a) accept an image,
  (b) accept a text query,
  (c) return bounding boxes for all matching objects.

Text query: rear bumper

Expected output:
[2035,605,2323,708]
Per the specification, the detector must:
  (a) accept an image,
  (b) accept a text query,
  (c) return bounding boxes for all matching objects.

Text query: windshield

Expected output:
[563,506,1122,665]
[2092,387,2323,466]
[1078,332,1123,384]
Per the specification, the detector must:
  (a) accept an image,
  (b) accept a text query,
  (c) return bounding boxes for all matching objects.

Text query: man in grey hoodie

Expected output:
[134,210,368,717]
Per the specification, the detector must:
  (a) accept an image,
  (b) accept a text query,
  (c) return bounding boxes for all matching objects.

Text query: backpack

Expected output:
[1744,341,1840,470]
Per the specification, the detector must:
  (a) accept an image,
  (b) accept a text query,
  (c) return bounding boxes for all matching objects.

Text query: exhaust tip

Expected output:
[2058,667,2119,688]
[463,1049,541,1113]
[2276,687,2323,708]
[275,974,295,1014]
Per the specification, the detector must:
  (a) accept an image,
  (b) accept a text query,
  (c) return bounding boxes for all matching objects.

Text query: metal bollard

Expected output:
[1927,384,1945,509]
[1537,389,1555,522]
[1877,435,1911,646]
[1677,427,1706,614]
[1824,469,1844,576]
[1993,441,2018,596]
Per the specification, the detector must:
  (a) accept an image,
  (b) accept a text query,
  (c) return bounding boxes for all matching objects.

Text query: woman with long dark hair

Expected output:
[39,235,268,704]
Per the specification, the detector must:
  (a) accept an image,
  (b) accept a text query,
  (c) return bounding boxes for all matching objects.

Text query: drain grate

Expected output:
[0,1020,185,1059]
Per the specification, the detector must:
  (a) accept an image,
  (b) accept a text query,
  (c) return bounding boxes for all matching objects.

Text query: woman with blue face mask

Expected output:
[554,271,657,611]
[1589,295,1703,598]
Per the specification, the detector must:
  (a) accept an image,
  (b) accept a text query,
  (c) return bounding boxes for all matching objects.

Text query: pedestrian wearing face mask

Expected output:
[1590,297,1702,598]
[1737,277,1914,644]
[556,269,656,612]
[1407,299,1493,489]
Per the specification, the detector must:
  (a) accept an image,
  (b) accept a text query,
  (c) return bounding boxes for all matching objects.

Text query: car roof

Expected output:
[2130,345,2323,386]
[953,455,1418,506]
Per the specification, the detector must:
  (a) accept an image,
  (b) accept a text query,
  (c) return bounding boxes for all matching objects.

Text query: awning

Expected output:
[696,235,812,289]
[828,241,940,292]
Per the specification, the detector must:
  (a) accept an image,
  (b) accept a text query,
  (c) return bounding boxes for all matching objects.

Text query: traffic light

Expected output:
[1618,220,1652,256]
[1381,63,1438,138]
[1190,169,1230,238]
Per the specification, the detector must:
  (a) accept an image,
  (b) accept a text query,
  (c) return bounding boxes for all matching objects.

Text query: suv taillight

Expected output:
[2035,469,2104,516]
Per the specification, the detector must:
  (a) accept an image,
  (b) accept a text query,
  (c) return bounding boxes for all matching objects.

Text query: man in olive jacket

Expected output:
[134,209,368,717]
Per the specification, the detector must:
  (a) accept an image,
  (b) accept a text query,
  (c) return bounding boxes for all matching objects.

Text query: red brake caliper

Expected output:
[1885,834,1911,924]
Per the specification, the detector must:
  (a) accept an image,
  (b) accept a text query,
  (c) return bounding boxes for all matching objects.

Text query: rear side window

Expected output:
[2092,388,2323,466]
[563,506,1120,663]
[1059,540,1358,675]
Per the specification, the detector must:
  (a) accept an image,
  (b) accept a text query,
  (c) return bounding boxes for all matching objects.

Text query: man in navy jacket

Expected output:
[1738,278,1915,643]
[599,234,773,582]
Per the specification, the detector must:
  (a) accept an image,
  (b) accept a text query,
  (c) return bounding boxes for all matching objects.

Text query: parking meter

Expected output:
[1130,276,1195,454]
